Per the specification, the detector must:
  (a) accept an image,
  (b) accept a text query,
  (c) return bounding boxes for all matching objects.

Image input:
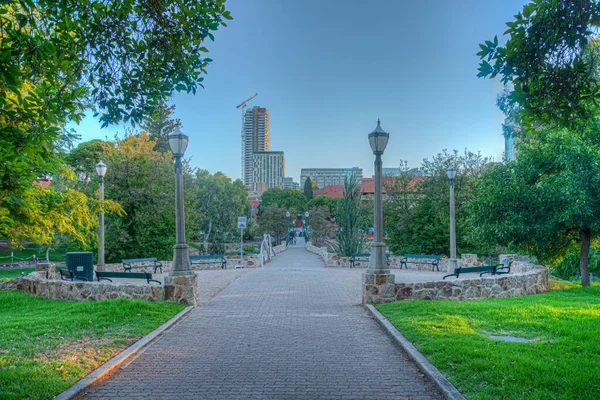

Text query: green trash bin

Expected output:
[66,252,94,282]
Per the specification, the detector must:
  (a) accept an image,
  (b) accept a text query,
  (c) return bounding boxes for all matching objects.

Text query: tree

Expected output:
[6,180,122,261]
[195,170,248,252]
[141,100,182,153]
[477,0,600,132]
[101,133,196,262]
[477,0,600,286]
[468,129,600,286]
[0,0,231,232]
[260,188,307,213]
[385,152,492,257]
[336,174,368,256]
[303,177,314,200]
[307,195,338,218]
[307,205,332,247]
[63,139,108,183]
[258,204,287,244]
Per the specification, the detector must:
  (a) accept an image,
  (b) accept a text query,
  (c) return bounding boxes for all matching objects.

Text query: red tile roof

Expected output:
[314,177,424,198]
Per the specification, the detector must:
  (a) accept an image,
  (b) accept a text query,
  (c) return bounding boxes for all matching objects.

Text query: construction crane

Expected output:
[236,92,258,114]
[237,93,258,184]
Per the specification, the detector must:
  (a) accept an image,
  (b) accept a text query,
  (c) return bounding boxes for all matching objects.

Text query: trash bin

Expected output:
[66,252,94,282]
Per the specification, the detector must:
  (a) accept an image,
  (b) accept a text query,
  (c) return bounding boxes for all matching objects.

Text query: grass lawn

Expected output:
[377,284,600,400]
[0,245,73,264]
[0,268,35,280]
[0,291,185,399]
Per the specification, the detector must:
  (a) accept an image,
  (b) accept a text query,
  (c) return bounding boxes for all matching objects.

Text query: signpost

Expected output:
[237,217,247,268]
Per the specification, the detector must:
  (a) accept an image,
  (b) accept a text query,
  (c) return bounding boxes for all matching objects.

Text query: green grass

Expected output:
[0,244,73,263]
[377,286,600,399]
[0,291,185,399]
[0,268,35,280]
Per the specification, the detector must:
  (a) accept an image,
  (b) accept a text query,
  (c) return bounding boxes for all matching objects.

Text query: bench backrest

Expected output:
[58,268,74,280]
[122,258,157,263]
[456,266,493,274]
[189,254,225,260]
[404,254,441,260]
[351,253,370,257]
[97,271,150,279]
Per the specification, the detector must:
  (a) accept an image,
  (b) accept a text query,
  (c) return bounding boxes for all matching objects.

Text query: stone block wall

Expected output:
[393,267,548,301]
[305,242,329,262]
[273,243,287,255]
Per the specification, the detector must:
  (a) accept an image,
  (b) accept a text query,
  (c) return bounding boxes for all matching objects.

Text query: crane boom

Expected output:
[236,93,258,109]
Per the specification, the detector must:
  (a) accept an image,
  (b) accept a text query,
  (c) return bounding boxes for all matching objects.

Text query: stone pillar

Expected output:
[164,274,198,306]
[35,262,54,280]
[362,272,396,305]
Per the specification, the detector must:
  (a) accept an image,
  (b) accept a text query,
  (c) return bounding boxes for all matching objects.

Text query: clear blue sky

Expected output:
[74,0,528,182]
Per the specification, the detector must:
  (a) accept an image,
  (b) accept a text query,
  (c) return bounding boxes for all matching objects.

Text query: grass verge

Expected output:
[377,286,600,399]
[0,291,185,399]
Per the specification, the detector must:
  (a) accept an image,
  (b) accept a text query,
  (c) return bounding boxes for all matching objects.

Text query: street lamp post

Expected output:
[286,211,290,245]
[96,161,107,271]
[168,128,192,276]
[447,165,458,273]
[367,119,390,274]
[304,211,309,241]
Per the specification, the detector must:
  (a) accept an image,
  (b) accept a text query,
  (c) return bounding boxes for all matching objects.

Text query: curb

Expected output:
[54,305,194,400]
[366,304,466,400]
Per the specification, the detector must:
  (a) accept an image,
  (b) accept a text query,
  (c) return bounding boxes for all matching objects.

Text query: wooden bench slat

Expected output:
[189,254,226,269]
[122,257,163,273]
[400,254,441,271]
[123,258,157,263]
[96,270,160,285]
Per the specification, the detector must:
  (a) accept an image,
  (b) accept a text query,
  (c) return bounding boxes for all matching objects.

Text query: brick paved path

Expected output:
[82,247,441,400]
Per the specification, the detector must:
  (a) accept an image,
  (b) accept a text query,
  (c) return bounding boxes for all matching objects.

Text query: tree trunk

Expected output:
[45,245,51,263]
[203,219,212,253]
[580,228,591,287]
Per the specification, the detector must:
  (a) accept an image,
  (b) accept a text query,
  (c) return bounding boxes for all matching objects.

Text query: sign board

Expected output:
[237,216,247,229]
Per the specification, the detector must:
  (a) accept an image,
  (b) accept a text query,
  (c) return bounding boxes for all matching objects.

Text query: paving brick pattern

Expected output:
[82,247,441,400]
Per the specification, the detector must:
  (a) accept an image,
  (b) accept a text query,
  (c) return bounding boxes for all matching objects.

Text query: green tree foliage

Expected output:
[385,152,491,257]
[101,133,196,262]
[63,139,107,183]
[260,188,307,213]
[307,195,338,218]
[477,0,600,131]
[336,174,368,256]
[258,204,287,244]
[141,100,182,153]
[468,129,600,286]
[0,0,231,231]
[303,177,314,200]
[307,205,332,247]
[6,181,122,261]
[195,170,248,252]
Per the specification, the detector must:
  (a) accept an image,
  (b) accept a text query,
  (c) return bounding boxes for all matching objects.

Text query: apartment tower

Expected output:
[242,106,269,186]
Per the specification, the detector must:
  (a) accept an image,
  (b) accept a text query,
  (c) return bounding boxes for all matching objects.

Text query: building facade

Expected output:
[242,106,269,186]
[300,167,363,189]
[252,151,285,190]
[282,177,300,191]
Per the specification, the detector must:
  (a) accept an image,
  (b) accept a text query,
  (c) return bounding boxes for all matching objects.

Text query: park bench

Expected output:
[95,270,161,285]
[400,254,441,271]
[122,258,162,273]
[350,253,390,268]
[443,260,512,280]
[189,254,226,269]
[58,268,88,282]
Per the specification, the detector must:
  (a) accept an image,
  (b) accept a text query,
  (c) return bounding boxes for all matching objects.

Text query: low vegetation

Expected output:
[0,291,185,399]
[377,286,600,399]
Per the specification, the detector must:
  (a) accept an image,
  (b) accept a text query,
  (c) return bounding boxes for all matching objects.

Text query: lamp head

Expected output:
[305,211,309,218]
[95,160,107,178]
[286,211,290,218]
[168,127,189,157]
[368,118,389,155]
[446,165,457,181]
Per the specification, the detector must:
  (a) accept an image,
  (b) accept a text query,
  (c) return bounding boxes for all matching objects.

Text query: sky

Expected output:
[73,0,529,182]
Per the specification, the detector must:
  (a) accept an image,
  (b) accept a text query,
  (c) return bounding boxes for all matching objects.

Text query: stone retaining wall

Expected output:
[393,267,548,301]
[21,272,165,302]
[305,243,329,262]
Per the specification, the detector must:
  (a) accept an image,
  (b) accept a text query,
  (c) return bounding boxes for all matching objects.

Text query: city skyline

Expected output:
[70,0,528,182]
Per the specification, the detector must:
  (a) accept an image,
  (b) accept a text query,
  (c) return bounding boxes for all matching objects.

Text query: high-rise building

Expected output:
[282,177,300,191]
[300,167,363,189]
[253,151,285,190]
[242,106,269,186]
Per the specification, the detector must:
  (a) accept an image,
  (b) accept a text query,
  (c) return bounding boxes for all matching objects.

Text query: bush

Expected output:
[552,247,600,280]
